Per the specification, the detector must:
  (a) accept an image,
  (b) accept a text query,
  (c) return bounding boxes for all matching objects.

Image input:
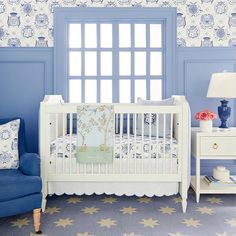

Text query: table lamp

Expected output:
[207,72,236,128]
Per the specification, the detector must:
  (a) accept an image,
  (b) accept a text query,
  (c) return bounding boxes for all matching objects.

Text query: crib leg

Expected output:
[182,198,187,213]
[180,177,188,213]
[41,198,47,212]
[41,180,47,212]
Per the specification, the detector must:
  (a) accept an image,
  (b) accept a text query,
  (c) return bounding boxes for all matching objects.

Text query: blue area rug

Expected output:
[0,190,236,236]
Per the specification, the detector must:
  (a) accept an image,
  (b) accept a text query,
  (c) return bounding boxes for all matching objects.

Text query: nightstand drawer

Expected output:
[200,137,236,156]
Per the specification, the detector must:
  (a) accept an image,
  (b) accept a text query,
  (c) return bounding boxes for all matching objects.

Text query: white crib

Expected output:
[39,95,190,212]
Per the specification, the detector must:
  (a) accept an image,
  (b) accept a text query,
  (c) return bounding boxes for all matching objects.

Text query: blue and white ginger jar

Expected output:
[35,14,49,28]
[0,2,5,14]
[201,37,213,47]
[187,26,199,38]
[229,13,236,27]
[229,38,236,47]
[200,14,214,28]
[21,2,33,16]
[7,12,20,27]
[177,38,186,47]
[0,27,4,40]
[215,27,227,40]
[35,36,48,47]
[187,2,200,16]
[215,1,227,14]
[177,13,186,27]
[22,25,33,38]
[8,38,21,47]
[49,1,61,13]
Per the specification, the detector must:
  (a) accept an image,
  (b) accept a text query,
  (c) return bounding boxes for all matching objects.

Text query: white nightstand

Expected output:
[191,127,236,203]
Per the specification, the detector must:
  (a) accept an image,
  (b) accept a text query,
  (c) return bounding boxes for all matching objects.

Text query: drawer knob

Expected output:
[213,143,218,149]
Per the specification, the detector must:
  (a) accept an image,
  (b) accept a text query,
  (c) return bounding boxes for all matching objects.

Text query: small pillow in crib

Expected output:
[136,97,174,137]
[0,119,20,169]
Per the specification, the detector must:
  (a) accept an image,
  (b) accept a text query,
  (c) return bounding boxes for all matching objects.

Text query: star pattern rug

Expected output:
[0,190,236,236]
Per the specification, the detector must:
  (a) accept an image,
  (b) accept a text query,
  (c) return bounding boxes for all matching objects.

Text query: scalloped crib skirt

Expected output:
[48,182,179,197]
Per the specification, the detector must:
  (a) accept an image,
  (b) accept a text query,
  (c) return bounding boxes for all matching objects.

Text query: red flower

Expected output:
[200,112,208,120]
[194,110,217,121]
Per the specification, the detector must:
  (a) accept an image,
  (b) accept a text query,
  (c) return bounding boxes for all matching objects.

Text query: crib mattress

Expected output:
[50,134,178,174]
[50,134,178,159]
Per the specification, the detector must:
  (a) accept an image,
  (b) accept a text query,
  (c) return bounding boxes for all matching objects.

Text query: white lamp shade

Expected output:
[207,72,236,98]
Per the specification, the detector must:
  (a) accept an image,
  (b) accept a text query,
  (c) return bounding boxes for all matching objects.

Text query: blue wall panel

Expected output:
[0,46,235,175]
[0,48,53,153]
[177,47,236,175]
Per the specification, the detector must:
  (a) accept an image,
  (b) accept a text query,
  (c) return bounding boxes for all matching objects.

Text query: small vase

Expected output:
[200,120,212,132]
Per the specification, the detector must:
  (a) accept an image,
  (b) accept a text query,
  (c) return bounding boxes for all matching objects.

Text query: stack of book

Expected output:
[204,175,236,187]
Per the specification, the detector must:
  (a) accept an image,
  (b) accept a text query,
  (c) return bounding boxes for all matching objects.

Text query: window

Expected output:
[54,8,176,103]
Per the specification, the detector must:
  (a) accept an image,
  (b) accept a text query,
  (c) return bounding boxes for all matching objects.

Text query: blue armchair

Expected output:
[0,118,42,234]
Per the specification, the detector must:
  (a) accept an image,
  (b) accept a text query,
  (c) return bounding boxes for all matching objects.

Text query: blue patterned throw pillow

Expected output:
[136,97,174,137]
[0,119,20,169]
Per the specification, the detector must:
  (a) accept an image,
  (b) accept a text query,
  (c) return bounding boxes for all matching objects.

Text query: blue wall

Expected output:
[177,47,236,175]
[0,48,53,153]
[0,47,235,174]
[177,47,236,128]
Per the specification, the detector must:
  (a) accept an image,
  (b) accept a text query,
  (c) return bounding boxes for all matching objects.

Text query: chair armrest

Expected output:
[19,153,40,176]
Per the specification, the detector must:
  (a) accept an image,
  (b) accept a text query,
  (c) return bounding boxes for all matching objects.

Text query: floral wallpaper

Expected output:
[0,0,236,47]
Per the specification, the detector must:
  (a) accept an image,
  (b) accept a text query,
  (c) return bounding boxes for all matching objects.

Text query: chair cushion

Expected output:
[0,169,42,202]
[0,119,20,169]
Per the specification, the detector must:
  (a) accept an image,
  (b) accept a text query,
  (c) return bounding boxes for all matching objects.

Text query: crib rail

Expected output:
[40,96,189,183]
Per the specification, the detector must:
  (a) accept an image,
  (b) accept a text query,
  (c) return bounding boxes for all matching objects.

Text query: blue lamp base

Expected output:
[218,99,231,128]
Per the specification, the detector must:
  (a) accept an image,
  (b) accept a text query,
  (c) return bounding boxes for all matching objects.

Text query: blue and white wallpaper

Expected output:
[0,0,236,47]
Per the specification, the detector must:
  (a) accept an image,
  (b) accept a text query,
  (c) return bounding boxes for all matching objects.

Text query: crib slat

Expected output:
[134,113,137,174]
[127,113,130,174]
[62,113,65,174]
[163,114,166,174]
[55,114,58,174]
[69,113,72,174]
[141,113,144,174]
[120,113,123,174]
[170,113,173,174]
[149,113,152,173]
[112,113,116,174]
[156,114,159,174]
[116,113,118,134]
[92,163,94,175]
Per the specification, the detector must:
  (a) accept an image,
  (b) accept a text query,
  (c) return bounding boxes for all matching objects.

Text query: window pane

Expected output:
[150,52,162,76]
[69,51,81,76]
[150,24,162,48]
[85,51,97,76]
[119,80,130,103]
[85,24,97,48]
[135,24,146,48]
[135,80,146,102]
[119,24,131,48]
[85,80,97,103]
[101,80,112,103]
[69,80,81,102]
[119,52,131,76]
[101,52,112,76]
[134,52,146,76]
[69,24,81,48]
[100,24,112,48]
[150,80,162,100]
